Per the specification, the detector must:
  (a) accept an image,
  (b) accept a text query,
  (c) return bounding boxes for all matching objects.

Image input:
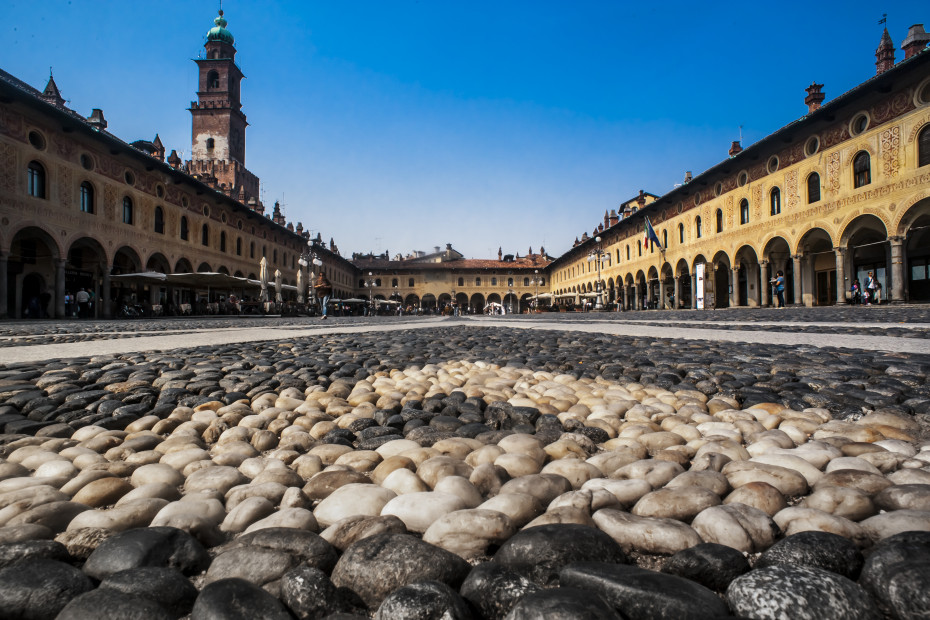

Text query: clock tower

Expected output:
[188,11,260,203]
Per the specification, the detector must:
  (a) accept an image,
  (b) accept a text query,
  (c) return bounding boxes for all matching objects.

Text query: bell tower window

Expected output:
[206,138,214,150]
[207,70,220,89]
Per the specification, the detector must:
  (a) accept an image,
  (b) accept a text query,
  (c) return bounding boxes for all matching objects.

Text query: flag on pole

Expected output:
[643,216,663,250]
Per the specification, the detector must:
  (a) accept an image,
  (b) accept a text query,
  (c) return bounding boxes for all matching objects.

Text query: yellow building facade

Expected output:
[550,40,930,309]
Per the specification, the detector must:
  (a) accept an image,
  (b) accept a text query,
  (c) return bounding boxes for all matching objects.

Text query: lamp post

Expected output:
[451,289,456,316]
[508,286,514,314]
[297,239,323,314]
[364,272,376,316]
[532,269,540,312]
[587,236,606,310]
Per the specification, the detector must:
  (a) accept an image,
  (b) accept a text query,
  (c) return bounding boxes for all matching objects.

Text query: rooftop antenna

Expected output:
[739,125,743,143]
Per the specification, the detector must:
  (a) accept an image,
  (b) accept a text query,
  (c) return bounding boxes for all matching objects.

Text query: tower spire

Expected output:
[41,68,65,107]
[875,25,895,74]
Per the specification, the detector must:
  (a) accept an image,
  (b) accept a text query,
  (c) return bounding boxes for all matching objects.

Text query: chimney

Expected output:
[729,141,743,157]
[804,82,825,113]
[902,24,930,59]
[684,171,692,183]
[87,108,108,131]
[876,27,895,74]
[296,222,304,235]
[608,209,619,227]
[637,189,647,208]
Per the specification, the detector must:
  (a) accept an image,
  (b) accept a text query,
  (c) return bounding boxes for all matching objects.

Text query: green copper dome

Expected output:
[206,10,234,45]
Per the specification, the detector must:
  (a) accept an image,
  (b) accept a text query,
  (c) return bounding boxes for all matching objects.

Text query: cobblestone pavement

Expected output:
[1,305,929,362]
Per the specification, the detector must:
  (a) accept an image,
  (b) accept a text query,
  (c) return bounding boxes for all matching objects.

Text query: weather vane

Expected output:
[879,13,887,25]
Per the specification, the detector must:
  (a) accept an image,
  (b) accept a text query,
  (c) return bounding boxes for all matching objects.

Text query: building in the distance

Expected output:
[550,25,930,309]
[352,245,551,313]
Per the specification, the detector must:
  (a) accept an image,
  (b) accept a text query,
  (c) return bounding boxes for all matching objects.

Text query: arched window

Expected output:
[273,249,278,263]
[770,188,781,215]
[79,182,94,214]
[201,223,209,246]
[180,216,189,240]
[408,278,415,287]
[637,240,642,256]
[740,199,749,225]
[853,151,871,188]
[695,216,702,238]
[220,232,227,252]
[539,277,545,286]
[626,245,630,260]
[662,230,668,248]
[122,197,133,224]
[236,238,242,256]
[27,161,46,198]
[919,126,930,167]
[523,277,529,286]
[475,277,481,286]
[375,278,381,287]
[457,277,464,286]
[250,241,254,258]
[715,208,723,232]
[491,277,497,286]
[391,278,398,287]
[262,245,266,257]
[807,173,821,203]
[207,70,220,89]
[154,206,165,234]
[678,223,684,243]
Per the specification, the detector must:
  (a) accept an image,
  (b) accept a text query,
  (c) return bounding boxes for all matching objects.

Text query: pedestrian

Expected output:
[76,288,90,318]
[65,291,73,317]
[851,279,861,305]
[874,281,882,305]
[314,273,332,320]
[774,271,786,308]
[865,271,877,305]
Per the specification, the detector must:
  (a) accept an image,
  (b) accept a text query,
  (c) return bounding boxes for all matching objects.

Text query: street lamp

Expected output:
[532,269,540,312]
[364,272,376,315]
[297,239,323,313]
[587,236,606,310]
[451,289,457,316]
[508,286,514,314]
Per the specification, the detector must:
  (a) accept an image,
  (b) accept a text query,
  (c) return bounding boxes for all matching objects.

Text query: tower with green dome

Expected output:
[188,10,260,204]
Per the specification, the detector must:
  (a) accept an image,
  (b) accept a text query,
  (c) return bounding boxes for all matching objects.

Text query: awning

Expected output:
[110,272,296,292]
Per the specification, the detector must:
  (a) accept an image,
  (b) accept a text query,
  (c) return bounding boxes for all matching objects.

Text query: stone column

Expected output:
[760,261,769,307]
[673,275,681,310]
[730,266,739,307]
[0,252,7,319]
[791,254,803,306]
[691,273,698,309]
[102,271,112,318]
[659,279,667,310]
[890,236,905,303]
[834,247,847,304]
[633,284,640,310]
[55,259,66,319]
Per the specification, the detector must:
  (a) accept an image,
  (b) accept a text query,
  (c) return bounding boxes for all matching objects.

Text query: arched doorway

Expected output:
[675,259,691,309]
[763,237,793,305]
[404,293,420,308]
[9,226,62,318]
[421,294,436,310]
[734,245,760,307]
[454,292,469,312]
[899,197,930,302]
[469,293,485,314]
[711,251,731,308]
[68,236,108,317]
[797,228,835,306]
[842,214,888,303]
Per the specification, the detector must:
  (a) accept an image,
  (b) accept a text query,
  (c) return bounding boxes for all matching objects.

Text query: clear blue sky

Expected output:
[4,1,925,259]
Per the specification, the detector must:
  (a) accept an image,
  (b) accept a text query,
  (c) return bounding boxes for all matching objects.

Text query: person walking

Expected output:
[865,271,877,306]
[75,288,90,318]
[314,273,332,320]
[774,271,786,308]
[851,279,861,305]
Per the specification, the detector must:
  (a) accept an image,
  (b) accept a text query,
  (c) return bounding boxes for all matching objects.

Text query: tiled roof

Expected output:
[353,256,551,271]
